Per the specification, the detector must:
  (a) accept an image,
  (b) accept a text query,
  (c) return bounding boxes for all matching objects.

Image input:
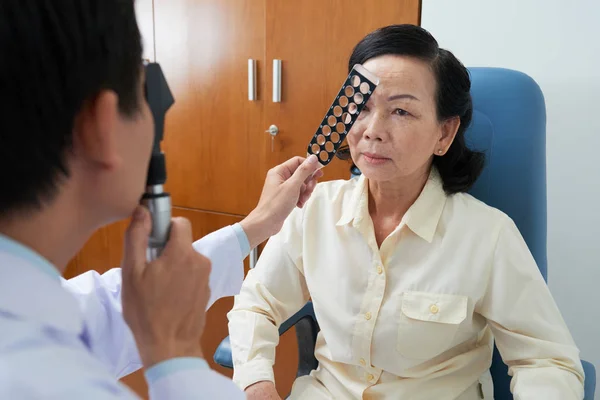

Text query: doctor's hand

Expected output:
[121,206,211,369]
[241,155,323,249]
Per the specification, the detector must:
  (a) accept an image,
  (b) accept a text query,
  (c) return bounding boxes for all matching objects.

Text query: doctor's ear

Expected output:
[72,90,121,169]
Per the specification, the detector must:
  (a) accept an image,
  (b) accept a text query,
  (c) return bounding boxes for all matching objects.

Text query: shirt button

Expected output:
[430,304,439,314]
[365,312,372,320]
[376,266,383,274]
[360,358,366,366]
[367,373,375,382]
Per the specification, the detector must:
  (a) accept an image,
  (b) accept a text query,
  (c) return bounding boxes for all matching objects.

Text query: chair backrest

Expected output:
[466,67,547,278]
[466,67,547,399]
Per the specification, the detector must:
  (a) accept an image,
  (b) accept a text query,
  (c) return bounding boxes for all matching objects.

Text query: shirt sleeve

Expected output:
[62,225,248,378]
[145,358,245,400]
[62,268,142,378]
[231,222,251,257]
[1,344,244,400]
[192,224,247,310]
[227,207,311,390]
[477,216,585,399]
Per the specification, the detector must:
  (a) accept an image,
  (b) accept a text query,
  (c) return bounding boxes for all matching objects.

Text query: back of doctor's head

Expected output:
[0,0,143,215]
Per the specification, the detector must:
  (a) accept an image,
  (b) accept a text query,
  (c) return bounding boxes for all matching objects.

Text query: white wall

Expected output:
[422,0,600,390]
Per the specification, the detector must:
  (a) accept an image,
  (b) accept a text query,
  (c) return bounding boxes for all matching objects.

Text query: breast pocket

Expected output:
[396,291,468,360]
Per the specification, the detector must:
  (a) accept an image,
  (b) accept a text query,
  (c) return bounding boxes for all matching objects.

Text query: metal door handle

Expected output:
[265,125,279,136]
[273,59,282,102]
[248,59,257,101]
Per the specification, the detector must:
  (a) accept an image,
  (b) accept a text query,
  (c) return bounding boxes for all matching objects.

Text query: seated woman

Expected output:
[228,25,584,400]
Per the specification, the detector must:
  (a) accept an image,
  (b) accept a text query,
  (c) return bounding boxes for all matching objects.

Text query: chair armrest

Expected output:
[583,360,596,400]
[279,302,316,335]
[213,302,319,370]
[214,336,233,369]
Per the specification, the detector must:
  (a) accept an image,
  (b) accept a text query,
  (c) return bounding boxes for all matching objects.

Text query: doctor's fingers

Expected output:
[285,155,321,188]
[122,206,152,277]
[270,156,306,180]
[297,175,320,208]
[306,169,324,184]
[160,217,194,260]
[159,218,212,278]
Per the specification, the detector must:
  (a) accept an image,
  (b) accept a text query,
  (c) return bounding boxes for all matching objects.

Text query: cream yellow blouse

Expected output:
[228,169,584,399]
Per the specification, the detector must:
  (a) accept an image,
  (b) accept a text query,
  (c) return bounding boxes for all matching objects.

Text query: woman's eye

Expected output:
[394,108,409,116]
[356,105,369,119]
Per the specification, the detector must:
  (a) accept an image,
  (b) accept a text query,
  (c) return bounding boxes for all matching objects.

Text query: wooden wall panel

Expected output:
[64,219,129,278]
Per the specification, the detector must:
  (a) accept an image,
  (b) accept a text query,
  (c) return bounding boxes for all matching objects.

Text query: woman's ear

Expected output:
[436,116,461,156]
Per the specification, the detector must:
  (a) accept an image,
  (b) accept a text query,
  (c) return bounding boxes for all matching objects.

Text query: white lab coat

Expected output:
[0,226,246,399]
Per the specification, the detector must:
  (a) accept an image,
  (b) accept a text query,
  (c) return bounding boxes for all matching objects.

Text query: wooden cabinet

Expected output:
[155,0,268,215]
[67,0,420,397]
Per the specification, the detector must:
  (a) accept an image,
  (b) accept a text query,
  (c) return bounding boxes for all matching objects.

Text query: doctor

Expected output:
[0,0,322,398]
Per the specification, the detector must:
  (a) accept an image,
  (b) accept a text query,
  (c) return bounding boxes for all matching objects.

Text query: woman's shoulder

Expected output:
[445,192,513,228]
[310,177,360,201]
[301,177,360,217]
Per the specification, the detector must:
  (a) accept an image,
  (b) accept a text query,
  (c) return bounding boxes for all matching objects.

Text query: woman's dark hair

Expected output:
[338,24,485,194]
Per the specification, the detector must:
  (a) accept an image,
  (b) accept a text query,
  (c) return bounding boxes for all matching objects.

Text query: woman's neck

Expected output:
[367,167,431,247]
[368,169,430,220]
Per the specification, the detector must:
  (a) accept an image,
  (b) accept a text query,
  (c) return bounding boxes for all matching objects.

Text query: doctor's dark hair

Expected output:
[0,0,143,214]
[338,24,485,194]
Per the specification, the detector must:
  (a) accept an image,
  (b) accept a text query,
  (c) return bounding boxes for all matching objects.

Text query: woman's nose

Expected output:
[362,116,386,142]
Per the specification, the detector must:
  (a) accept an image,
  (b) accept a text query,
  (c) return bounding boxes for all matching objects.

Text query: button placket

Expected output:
[354,245,387,381]
[365,369,382,385]
[358,259,386,383]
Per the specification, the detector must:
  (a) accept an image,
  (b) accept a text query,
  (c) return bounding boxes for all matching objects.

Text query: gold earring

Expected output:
[438,149,443,155]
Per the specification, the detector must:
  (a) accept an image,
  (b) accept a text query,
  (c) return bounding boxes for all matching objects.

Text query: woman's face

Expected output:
[347,55,458,183]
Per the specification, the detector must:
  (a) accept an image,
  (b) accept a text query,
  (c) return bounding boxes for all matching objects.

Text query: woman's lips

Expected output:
[363,152,390,165]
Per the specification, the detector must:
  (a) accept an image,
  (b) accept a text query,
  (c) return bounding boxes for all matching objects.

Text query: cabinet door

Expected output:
[264,0,421,180]
[154,0,268,216]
